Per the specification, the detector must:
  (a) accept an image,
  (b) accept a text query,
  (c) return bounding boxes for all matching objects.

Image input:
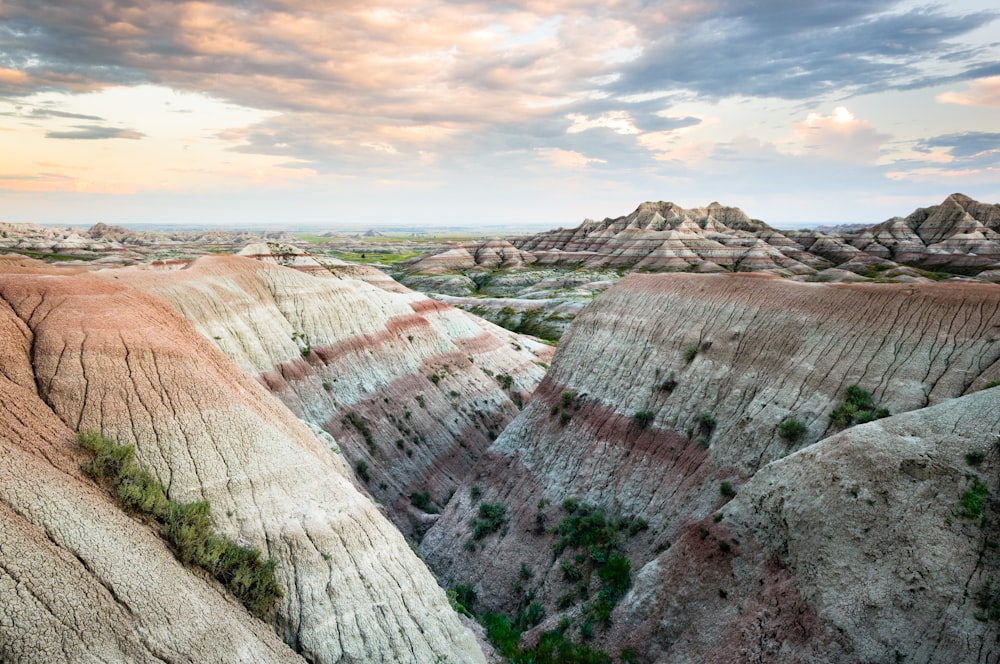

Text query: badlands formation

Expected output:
[422,273,1000,662]
[1,194,1000,663]
[0,256,502,663]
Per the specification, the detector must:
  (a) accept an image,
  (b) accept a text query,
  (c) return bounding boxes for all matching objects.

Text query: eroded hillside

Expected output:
[421,272,1000,661]
[109,254,551,538]
[0,259,485,663]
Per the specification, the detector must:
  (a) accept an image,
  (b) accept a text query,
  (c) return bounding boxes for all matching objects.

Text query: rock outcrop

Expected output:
[0,260,485,663]
[604,385,1000,662]
[110,255,551,537]
[421,272,1000,660]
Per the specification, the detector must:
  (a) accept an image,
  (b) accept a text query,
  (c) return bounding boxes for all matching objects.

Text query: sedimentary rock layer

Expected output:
[0,261,484,663]
[609,386,1000,662]
[110,254,551,537]
[421,272,1000,658]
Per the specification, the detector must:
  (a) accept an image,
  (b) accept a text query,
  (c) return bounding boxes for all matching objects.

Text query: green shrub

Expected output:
[76,431,281,618]
[633,410,655,429]
[961,479,990,521]
[355,459,371,484]
[980,380,1000,391]
[429,373,440,384]
[449,584,477,617]
[684,346,698,363]
[720,481,736,498]
[471,502,507,539]
[497,373,514,390]
[410,490,438,513]
[830,385,889,429]
[966,450,986,466]
[470,485,482,501]
[778,418,807,441]
[342,412,376,452]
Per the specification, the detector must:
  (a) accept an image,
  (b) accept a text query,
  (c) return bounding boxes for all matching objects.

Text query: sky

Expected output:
[0,1,999,229]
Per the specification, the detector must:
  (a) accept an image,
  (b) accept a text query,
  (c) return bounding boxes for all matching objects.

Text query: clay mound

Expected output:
[421,273,1000,628]
[0,263,484,663]
[609,386,1000,662]
[109,254,551,537]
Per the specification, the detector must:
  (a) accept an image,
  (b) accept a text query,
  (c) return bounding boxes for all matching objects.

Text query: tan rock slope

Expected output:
[110,254,551,537]
[421,273,1000,659]
[0,260,485,663]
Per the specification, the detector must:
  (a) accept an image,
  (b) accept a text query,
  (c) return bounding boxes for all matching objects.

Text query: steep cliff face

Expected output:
[0,261,484,663]
[421,273,1000,657]
[110,255,551,537]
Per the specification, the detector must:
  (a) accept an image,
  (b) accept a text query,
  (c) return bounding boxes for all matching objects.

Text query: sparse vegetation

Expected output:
[551,390,581,426]
[342,412,376,452]
[981,380,1000,391]
[355,460,371,484]
[410,490,439,513]
[829,385,889,429]
[552,501,643,627]
[497,373,514,390]
[778,417,807,441]
[470,485,482,501]
[470,502,508,539]
[633,410,655,429]
[77,431,282,618]
[960,478,990,521]
[967,450,987,466]
[684,345,698,363]
[720,481,736,498]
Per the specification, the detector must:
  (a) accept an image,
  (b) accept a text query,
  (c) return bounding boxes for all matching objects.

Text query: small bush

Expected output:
[698,412,716,431]
[429,373,440,384]
[410,490,438,513]
[355,460,371,484]
[720,481,736,498]
[684,346,698,363]
[778,418,807,441]
[633,410,655,429]
[471,502,507,539]
[497,373,514,390]
[470,485,482,501]
[830,385,889,429]
[967,450,986,466]
[449,584,477,617]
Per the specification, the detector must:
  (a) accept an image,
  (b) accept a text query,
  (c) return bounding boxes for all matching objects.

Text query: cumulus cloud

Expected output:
[790,106,892,163]
[937,75,1000,108]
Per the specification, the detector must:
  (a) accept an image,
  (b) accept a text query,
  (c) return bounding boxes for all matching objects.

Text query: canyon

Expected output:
[1,194,999,663]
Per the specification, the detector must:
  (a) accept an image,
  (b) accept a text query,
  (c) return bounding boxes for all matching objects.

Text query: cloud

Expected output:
[790,106,892,163]
[536,147,607,168]
[916,131,1000,162]
[45,124,144,140]
[614,3,999,100]
[937,75,1000,108]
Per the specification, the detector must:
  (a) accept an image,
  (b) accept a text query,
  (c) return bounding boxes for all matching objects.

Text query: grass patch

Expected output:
[961,478,990,521]
[77,431,281,618]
